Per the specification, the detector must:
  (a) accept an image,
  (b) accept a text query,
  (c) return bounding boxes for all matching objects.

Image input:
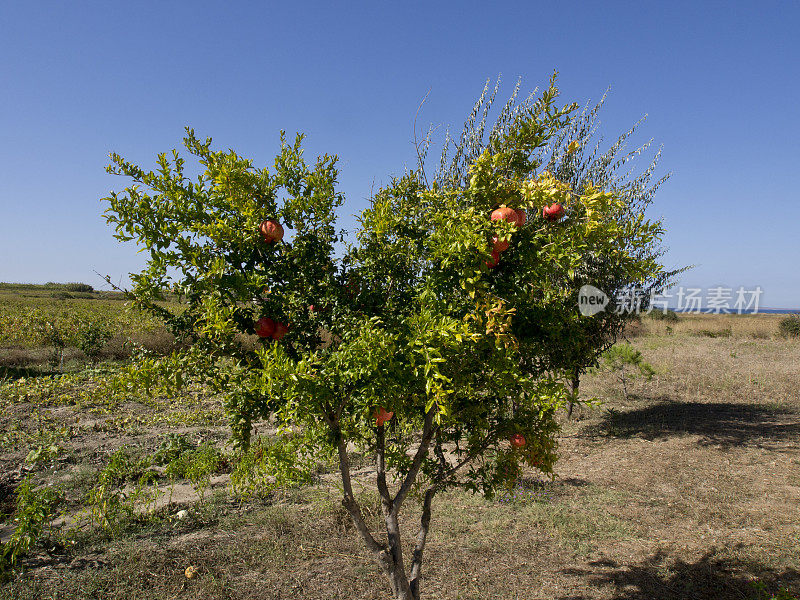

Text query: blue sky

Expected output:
[1,1,798,308]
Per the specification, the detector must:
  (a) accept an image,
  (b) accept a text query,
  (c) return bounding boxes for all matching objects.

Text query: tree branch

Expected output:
[409,487,436,600]
[433,431,447,481]
[376,423,393,514]
[392,405,437,512]
[325,415,386,562]
[433,433,496,492]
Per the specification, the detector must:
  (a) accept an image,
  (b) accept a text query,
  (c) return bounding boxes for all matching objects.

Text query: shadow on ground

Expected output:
[586,399,800,447]
[559,549,800,600]
[0,365,59,380]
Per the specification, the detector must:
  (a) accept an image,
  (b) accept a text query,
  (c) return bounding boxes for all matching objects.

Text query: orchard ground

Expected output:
[0,288,798,599]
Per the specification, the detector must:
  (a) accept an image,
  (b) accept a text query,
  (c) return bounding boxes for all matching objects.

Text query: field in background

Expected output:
[0,285,798,599]
[0,284,175,370]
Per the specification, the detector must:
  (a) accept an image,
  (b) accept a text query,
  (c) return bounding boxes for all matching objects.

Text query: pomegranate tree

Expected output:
[102,77,670,600]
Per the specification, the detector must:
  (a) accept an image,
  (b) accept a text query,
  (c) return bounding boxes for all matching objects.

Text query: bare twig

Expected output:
[413,88,432,187]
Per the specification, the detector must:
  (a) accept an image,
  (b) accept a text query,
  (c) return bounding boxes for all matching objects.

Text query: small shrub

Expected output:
[696,327,732,338]
[164,442,222,502]
[750,580,799,600]
[230,435,316,500]
[25,444,61,466]
[75,321,112,361]
[33,322,66,369]
[596,343,655,400]
[86,447,159,533]
[64,283,93,293]
[0,477,62,578]
[778,315,800,338]
[152,433,194,466]
[647,308,679,322]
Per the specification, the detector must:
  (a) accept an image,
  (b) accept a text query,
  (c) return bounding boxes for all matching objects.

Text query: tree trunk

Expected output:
[620,371,628,400]
[384,511,413,598]
[567,366,580,419]
[338,409,438,600]
[388,563,414,600]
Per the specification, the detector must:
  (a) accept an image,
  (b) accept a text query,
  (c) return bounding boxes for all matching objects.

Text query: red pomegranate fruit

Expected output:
[259,219,284,243]
[486,250,501,269]
[490,206,520,226]
[542,204,565,222]
[272,322,289,341]
[255,317,276,338]
[492,236,509,253]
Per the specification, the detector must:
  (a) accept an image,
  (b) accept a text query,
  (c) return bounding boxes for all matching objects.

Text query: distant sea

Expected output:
[668,308,800,315]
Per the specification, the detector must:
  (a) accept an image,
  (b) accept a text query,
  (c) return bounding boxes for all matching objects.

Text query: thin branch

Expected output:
[413,88,432,187]
[334,390,352,420]
[376,423,393,513]
[95,271,177,326]
[432,434,496,491]
[433,432,447,481]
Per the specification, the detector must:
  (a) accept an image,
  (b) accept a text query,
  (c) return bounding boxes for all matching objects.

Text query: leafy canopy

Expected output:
[102,74,670,600]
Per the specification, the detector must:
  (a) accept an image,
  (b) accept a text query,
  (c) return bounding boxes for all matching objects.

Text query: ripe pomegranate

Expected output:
[259,219,284,243]
[490,206,520,226]
[492,236,509,253]
[509,433,526,449]
[486,250,501,269]
[542,204,565,221]
[255,317,276,338]
[375,406,394,426]
[515,209,527,225]
[272,322,289,340]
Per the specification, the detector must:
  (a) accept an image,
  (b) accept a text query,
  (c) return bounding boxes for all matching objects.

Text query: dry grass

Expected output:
[642,312,786,340]
[2,314,799,599]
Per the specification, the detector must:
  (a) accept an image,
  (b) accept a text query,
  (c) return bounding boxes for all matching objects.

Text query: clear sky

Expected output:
[1,1,798,308]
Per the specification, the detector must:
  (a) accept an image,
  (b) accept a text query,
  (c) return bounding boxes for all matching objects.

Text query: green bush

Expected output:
[64,283,94,293]
[778,315,800,338]
[152,433,194,466]
[749,579,799,600]
[86,447,158,533]
[596,343,655,400]
[230,435,316,500]
[696,327,732,338]
[647,308,679,322]
[0,477,62,578]
[75,320,113,361]
[164,442,222,502]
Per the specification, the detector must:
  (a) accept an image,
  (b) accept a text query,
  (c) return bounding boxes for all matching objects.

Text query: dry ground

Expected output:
[1,313,798,599]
